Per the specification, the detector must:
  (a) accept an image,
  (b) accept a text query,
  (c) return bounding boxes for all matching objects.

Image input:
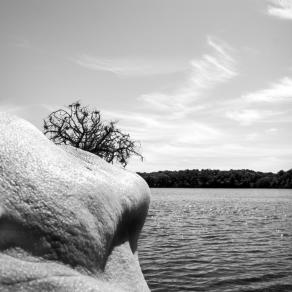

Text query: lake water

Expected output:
[138,188,292,292]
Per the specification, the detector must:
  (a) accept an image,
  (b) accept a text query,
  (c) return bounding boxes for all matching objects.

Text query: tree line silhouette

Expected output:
[138,169,292,188]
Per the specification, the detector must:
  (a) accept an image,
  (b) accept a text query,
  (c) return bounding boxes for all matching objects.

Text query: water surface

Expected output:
[138,188,292,292]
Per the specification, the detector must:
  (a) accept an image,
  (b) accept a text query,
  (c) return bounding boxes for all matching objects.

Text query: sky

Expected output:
[0,0,292,172]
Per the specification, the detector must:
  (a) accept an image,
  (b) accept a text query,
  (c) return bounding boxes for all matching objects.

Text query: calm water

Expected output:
[138,188,292,292]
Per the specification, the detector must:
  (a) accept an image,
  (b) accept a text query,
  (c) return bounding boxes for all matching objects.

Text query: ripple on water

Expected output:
[138,188,292,292]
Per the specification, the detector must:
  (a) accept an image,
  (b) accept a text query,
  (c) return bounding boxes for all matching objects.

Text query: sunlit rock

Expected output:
[0,112,150,291]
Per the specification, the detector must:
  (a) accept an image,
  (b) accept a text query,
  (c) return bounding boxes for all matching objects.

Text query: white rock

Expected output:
[0,112,150,291]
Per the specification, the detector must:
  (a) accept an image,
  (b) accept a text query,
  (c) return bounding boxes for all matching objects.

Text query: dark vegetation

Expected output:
[138,169,292,188]
[43,101,142,167]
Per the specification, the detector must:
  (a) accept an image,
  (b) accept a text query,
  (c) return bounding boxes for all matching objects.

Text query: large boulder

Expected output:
[0,112,150,291]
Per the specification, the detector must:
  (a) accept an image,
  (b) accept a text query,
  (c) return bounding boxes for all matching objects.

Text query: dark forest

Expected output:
[138,169,292,188]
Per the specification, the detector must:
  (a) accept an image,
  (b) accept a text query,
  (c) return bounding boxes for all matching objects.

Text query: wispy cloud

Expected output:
[147,143,292,160]
[190,36,237,89]
[266,127,278,133]
[246,132,259,141]
[73,55,187,77]
[103,109,222,145]
[226,109,263,126]
[139,36,237,113]
[136,140,292,172]
[99,37,239,171]
[222,76,292,126]
[225,106,285,126]
[267,0,292,20]
[242,77,292,103]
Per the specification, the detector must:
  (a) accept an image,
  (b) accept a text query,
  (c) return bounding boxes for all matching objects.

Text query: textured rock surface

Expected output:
[0,112,150,291]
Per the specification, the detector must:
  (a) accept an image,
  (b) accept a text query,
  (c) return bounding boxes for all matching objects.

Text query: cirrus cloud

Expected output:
[73,55,187,77]
[242,77,292,103]
[139,36,238,115]
[267,0,292,20]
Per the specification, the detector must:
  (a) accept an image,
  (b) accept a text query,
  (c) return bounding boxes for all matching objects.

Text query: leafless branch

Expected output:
[43,101,143,167]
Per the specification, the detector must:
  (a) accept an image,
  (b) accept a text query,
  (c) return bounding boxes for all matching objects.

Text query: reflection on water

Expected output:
[138,188,292,292]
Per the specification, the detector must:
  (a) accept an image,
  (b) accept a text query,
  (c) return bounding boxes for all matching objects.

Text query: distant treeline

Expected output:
[138,169,292,188]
